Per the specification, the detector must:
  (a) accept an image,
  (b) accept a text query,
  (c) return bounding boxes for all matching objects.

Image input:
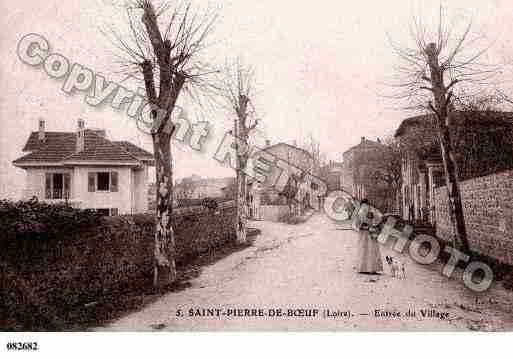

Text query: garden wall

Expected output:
[434,170,513,265]
[1,204,236,329]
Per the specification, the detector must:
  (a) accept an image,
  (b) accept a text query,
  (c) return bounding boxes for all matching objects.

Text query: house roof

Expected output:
[394,111,513,138]
[112,141,154,159]
[22,131,76,152]
[343,137,385,156]
[394,114,433,138]
[13,129,153,167]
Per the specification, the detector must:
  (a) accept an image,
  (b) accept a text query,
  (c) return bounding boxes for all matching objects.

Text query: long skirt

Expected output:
[356,230,383,273]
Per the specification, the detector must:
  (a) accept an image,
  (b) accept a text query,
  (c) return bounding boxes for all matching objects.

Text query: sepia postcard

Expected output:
[2,1,513,350]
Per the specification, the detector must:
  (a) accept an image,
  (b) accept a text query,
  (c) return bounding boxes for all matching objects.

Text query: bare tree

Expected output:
[301,134,325,174]
[281,149,299,216]
[388,6,497,251]
[219,59,259,244]
[368,137,402,213]
[300,134,326,209]
[106,0,218,286]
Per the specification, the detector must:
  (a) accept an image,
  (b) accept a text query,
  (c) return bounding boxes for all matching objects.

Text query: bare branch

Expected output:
[218,58,260,136]
[140,59,157,102]
[384,5,498,112]
[446,79,459,91]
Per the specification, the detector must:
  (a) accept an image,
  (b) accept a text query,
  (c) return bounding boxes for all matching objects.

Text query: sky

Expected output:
[1,0,513,199]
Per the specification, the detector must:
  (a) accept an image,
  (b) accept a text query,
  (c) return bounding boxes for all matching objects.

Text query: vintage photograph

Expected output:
[1,0,513,335]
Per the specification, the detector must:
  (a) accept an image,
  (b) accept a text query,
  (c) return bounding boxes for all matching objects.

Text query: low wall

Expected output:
[258,205,290,222]
[1,204,236,329]
[434,170,513,265]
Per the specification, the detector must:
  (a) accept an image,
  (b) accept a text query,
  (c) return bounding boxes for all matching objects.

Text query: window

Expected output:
[88,171,118,192]
[45,173,70,199]
[433,171,445,188]
[97,172,110,191]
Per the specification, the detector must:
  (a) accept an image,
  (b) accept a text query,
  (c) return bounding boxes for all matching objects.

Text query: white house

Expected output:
[13,119,154,215]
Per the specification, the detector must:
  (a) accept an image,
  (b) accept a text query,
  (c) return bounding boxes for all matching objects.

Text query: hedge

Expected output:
[0,200,236,331]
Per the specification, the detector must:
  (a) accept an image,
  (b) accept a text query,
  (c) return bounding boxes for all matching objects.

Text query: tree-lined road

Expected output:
[104,214,513,331]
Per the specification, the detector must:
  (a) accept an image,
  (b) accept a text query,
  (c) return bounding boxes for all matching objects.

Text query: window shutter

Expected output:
[88,172,96,192]
[110,171,118,192]
[45,173,52,199]
[63,173,71,199]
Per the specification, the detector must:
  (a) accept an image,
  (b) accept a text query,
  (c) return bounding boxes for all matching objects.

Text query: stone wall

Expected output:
[434,170,513,264]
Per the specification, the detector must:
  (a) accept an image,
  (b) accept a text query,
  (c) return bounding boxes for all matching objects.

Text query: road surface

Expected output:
[103,213,513,331]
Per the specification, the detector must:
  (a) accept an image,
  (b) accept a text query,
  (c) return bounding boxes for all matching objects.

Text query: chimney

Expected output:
[377,137,381,144]
[265,140,271,147]
[76,119,85,153]
[38,119,45,141]
[361,136,365,143]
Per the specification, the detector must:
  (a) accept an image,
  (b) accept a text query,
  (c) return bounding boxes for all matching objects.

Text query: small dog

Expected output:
[385,256,406,279]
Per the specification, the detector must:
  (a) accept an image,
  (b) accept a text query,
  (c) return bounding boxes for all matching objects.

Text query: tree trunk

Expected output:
[436,121,469,251]
[152,132,177,288]
[425,43,469,252]
[234,116,248,244]
[236,168,247,244]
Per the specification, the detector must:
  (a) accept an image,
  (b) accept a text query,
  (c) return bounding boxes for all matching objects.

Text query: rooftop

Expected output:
[394,111,513,138]
[343,137,385,155]
[13,129,154,167]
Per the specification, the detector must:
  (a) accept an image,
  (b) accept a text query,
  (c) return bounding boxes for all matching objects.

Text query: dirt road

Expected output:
[104,213,513,331]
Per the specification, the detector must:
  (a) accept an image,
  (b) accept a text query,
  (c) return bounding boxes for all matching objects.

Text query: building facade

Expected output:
[174,176,235,201]
[319,160,344,192]
[341,137,390,210]
[395,111,513,225]
[247,142,317,219]
[13,119,154,215]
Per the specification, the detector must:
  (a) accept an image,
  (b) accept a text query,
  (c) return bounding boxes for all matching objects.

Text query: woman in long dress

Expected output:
[353,199,383,274]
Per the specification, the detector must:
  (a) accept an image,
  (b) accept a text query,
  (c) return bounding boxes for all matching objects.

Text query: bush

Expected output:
[0,198,100,249]
[177,198,204,207]
[0,202,238,330]
[201,197,218,211]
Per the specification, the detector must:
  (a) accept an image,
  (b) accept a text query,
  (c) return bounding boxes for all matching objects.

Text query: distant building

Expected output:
[174,176,234,200]
[341,136,389,209]
[13,119,154,215]
[247,141,317,219]
[394,111,513,224]
[319,160,344,192]
[220,178,237,199]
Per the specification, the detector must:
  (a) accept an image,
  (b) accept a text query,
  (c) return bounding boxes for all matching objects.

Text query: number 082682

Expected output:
[6,342,39,351]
